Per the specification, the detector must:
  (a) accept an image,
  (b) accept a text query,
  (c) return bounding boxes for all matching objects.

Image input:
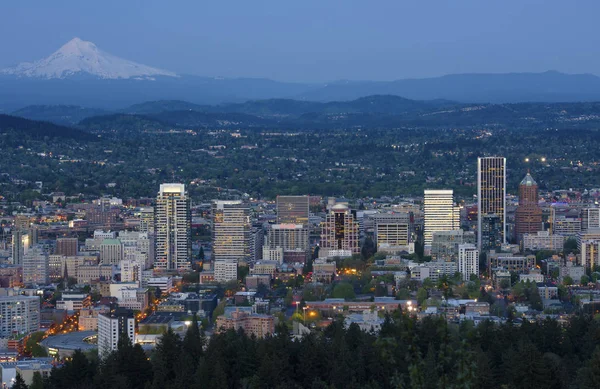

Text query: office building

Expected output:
[155,184,191,271]
[580,240,600,270]
[11,231,30,266]
[100,239,124,265]
[212,201,251,281]
[480,214,503,252]
[514,172,542,242]
[98,308,135,358]
[372,213,411,251]
[22,245,49,285]
[431,230,476,260]
[263,224,309,264]
[423,190,460,246]
[56,238,78,257]
[139,207,155,233]
[276,195,309,225]
[477,157,506,250]
[458,244,479,281]
[319,203,359,258]
[522,231,564,251]
[0,295,40,338]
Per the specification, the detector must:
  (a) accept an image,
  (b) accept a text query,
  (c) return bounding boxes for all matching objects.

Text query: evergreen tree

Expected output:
[577,346,600,388]
[29,372,44,389]
[12,373,28,389]
[150,328,182,389]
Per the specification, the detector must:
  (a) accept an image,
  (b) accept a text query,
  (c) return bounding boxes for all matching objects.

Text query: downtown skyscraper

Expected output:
[154,183,191,271]
[514,172,542,243]
[212,200,251,281]
[423,189,460,247]
[477,157,506,250]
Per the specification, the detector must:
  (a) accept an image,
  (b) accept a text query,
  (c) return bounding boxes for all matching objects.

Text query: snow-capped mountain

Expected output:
[1,37,177,80]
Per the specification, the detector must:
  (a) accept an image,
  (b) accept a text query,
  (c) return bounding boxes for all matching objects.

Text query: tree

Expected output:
[332,283,355,300]
[12,374,27,389]
[577,346,600,388]
[581,275,590,285]
[417,287,428,305]
[29,372,44,389]
[564,238,579,254]
[563,276,573,286]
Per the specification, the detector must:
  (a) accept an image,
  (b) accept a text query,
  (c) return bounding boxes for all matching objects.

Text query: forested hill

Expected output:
[44,314,600,389]
[0,114,96,141]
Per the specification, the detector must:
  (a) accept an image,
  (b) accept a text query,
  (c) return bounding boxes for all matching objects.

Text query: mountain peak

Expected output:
[1,38,177,80]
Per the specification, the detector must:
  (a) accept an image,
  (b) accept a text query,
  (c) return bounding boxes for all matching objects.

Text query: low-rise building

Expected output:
[522,231,564,251]
[215,310,274,338]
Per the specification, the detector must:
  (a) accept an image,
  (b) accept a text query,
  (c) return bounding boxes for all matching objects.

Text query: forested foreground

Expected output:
[40,314,600,389]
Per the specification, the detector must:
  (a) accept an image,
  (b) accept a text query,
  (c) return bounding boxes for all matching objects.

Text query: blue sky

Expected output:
[1,0,598,82]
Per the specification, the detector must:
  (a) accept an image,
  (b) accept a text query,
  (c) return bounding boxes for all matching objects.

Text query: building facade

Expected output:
[477,157,506,250]
[319,203,359,258]
[514,172,543,242]
[0,295,40,338]
[458,244,479,281]
[154,184,191,271]
[98,308,135,358]
[423,190,460,247]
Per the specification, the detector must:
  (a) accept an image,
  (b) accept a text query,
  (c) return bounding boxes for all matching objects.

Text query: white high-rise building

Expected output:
[458,244,479,281]
[22,245,49,285]
[154,184,191,271]
[423,190,460,247]
[477,157,506,250]
[0,295,40,337]
[212,200,250,281]
[100,239,124,265]
[98,308,135,358]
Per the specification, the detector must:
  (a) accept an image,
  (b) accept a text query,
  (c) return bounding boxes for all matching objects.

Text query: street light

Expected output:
[303,306,308,323]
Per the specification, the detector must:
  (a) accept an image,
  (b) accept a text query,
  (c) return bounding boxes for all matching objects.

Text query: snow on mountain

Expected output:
[1,37,177,80]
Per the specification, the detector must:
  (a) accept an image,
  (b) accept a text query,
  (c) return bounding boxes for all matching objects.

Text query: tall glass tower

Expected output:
[477,157,506,250]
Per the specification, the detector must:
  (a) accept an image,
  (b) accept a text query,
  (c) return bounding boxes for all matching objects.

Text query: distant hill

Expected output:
[0,114,95,140]
[78,114,168,133]
[4,68,600,109]
[297,71,600,103]
[12,105,108,126]
[124,100,210,115]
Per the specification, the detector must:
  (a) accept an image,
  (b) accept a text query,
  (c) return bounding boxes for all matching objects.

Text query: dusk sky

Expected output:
[1,0,598,82]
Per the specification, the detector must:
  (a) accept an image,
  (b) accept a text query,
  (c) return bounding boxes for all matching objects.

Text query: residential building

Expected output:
[580,240,600,270]
[76,264,114,284]
[514,172,542,242]
[98,308,135,358]
[490,256,535,274]
[423,190,460,247]
[155,183,191,271]
[212,200,251,281]
[319,203,359,258]
[458,244,479,281]
[581,207,600,232]
[215,310,275,338]
[477,157,506,250]
[56,238,78,257]
[0,265,22,288]
[79,306,110,331]
[139,207,155,233]
[431,230,476,260]
[22,245,49,285]
[100,239,124,265]
[0,295,40,338]
[263,224,309,264]
[214,260,238,282]
[522,231,565,251]
[15,361,52,386]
